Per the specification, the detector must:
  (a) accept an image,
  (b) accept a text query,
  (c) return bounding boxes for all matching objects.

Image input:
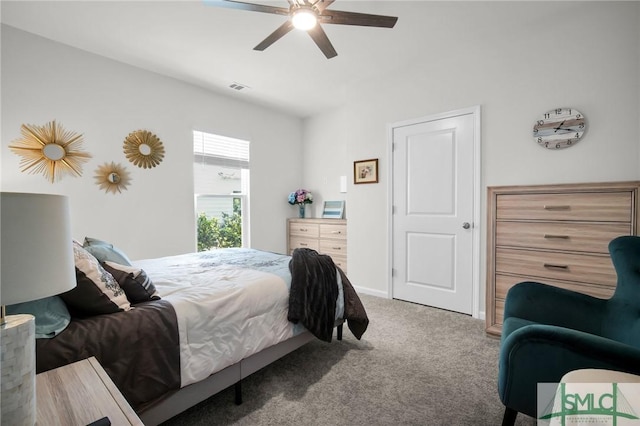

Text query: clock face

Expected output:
[533,108,587,149]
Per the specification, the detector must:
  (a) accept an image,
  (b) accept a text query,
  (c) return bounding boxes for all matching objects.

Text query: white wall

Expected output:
[1,26,303,260]
[303,2,640,312]
[301,107,349,218]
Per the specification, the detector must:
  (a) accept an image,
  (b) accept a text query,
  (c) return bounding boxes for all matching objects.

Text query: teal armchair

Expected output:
[498,235,640,425]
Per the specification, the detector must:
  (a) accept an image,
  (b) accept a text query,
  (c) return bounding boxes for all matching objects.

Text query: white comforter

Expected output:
[134,249,300,387]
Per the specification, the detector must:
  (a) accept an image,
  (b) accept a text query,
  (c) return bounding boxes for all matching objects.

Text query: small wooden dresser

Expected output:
[287,218,347,273]
[486,181,640,336]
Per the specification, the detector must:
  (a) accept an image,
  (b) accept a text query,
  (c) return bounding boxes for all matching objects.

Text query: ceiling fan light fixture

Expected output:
[213,0,398,59]
[291,8,317,31]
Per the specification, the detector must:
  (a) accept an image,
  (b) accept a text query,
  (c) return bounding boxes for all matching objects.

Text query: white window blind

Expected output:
[193,130,250,196]
[193,130,249,168]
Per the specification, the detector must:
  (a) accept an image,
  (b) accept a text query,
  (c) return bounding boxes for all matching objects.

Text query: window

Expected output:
[193,130,250,250]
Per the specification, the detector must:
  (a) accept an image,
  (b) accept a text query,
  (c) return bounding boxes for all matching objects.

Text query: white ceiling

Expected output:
[1,0,438,118]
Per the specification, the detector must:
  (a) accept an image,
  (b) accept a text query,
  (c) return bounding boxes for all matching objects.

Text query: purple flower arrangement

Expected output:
[288,189,313,205]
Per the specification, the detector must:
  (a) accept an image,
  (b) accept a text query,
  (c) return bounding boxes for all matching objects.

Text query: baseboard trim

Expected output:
[352,286,388,299]
[353,287,487,322]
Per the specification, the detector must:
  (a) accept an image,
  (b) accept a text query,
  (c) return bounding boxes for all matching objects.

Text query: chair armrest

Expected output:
[503,281,607,334]
[502,324,640,368]
[498,324,640,417]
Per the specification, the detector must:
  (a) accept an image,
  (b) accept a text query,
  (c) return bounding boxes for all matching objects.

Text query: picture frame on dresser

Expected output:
[322,201,345,219]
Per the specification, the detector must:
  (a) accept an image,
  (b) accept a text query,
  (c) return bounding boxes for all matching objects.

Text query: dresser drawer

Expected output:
[289,237,319,252]
[496,192,632,222]
[331,255,347,273]
[495,248,616,286]
[289,223,319,238]
[320,223,347,240]
[495,273,615,301]
[496,221,630,254]
[495,299,505,325]
[319,239,347,257]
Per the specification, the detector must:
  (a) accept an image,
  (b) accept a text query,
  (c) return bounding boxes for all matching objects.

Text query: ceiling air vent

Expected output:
[229,82,250,91]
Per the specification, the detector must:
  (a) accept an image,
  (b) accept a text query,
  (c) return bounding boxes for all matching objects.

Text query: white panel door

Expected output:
[392,111,475,314]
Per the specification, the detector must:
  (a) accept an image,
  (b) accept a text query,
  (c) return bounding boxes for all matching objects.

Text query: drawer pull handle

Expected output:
[299,243,308,247]
[543,205,570,210]
[544,234,570,239]
[299,228,307,231]
[332,247,341,250]
[544,263,568,270]
[331,231,342,234]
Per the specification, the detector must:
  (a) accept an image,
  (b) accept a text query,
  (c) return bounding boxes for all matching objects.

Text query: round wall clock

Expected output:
[533,108,587,149]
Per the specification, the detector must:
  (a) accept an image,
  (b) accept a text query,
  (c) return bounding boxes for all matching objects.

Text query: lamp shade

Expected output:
[1,192,76,305]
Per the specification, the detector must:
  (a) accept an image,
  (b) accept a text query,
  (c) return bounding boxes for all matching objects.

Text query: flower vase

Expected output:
[298,204,305,218]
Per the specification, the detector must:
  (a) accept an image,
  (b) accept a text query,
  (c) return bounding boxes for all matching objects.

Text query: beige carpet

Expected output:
[161,294,536,425]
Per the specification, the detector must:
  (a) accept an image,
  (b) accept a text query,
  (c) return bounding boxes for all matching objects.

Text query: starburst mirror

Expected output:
[123,130,165,169]
[94,162,131,194]
[9,120,92,183]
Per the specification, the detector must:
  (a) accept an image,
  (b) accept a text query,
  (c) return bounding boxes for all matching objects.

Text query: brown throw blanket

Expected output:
[288,248,369,342]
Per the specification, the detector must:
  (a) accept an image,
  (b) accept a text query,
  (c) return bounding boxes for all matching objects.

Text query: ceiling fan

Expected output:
[209,0,398,59]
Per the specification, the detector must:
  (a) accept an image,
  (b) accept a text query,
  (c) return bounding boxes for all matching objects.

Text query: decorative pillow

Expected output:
[61,242,131,316]
[102,261,160,304]
[6,296,71,339]
[83,237,132,266]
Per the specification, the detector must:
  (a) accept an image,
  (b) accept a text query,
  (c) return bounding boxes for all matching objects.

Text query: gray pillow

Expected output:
[6,296,71,339]
[83,237,132,266]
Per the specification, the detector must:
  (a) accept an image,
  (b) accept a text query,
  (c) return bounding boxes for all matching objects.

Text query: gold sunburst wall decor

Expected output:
[94,162,131,194]
[123,129,165,169]
[9,120,92,183]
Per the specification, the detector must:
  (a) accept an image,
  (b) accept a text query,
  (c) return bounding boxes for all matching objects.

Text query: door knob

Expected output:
[462,222,471,229]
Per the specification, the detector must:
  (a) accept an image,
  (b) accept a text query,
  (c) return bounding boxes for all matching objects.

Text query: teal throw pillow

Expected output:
[6,296,71,339]
[83,237,132,266]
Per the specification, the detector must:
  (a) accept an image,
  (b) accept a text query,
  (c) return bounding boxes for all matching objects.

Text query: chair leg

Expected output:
[337,323,343,341]
[502,407,517,426]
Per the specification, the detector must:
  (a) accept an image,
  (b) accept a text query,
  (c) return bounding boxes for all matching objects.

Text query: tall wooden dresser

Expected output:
[486,181,640,336]
[287,218,347,273]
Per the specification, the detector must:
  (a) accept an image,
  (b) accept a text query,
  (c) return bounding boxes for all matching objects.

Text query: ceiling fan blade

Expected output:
[207,0,290,16]
[319,9,398,28]
[311,0,335,12]
[307,25,337,59]
[254,21,294,51]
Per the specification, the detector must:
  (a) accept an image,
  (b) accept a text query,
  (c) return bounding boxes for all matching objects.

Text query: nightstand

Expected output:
[36,357,143,426]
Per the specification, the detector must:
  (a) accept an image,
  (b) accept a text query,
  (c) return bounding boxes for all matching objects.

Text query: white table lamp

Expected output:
[1,192,76,426]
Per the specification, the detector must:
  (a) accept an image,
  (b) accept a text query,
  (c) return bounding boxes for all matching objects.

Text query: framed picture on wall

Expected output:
[322,201,345,219]
[354,158,378,184]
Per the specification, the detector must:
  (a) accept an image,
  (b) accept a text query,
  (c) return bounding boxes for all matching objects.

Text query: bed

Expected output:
[31,242,368,425]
